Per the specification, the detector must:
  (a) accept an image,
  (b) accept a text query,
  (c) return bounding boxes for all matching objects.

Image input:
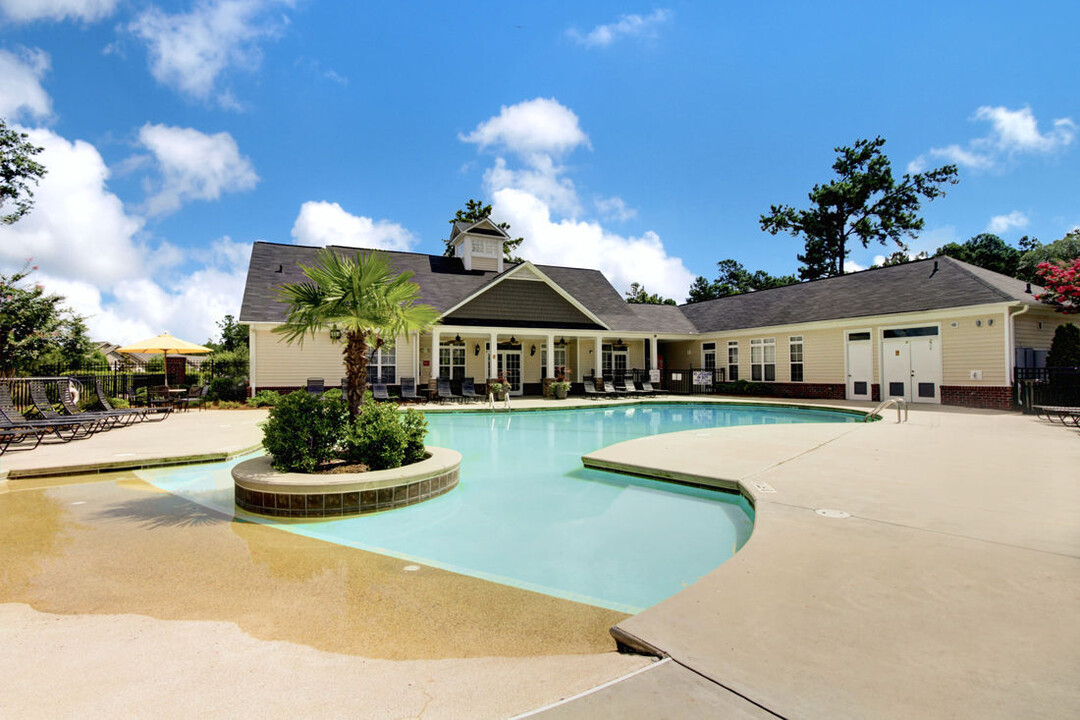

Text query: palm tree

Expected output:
[274,249,439,417]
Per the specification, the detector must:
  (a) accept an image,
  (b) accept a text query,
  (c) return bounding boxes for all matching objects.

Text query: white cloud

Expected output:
[138,123,259,216]
[493,188,693,302]
[484,156,581,217]
[128,0,293,107]
[0,0,117,23]
[986,210,1029,234]
[595,195,637,222]
[567,9,671,48]
[0,48,52,122]
[0,126,146,285]
[291,201,417,251]
[909,105,1076,173]
[460,97,590,160]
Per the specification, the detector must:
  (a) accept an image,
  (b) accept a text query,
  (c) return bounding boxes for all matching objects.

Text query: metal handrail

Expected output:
[488,392,512,412]
[865,397,908,423]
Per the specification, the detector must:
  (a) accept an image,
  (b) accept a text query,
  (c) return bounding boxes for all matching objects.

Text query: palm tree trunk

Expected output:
[343,330,368,418]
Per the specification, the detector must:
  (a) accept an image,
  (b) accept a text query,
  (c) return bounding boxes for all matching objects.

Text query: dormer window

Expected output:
[471,237,500,257]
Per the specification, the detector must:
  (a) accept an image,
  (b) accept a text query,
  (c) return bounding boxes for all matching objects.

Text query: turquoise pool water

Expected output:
[138,403,857,612]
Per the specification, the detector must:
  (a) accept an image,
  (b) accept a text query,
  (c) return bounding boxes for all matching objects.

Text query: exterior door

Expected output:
[882,327,941,403]
[846,332,873,400]
[498,350,523,396]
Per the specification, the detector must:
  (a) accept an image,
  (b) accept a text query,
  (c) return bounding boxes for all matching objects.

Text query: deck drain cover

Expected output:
[815,508,850,519]
[403,565,420,572]
[752,481,776,494]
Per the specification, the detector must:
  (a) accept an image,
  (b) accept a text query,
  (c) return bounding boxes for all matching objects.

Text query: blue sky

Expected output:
[0,1,1077,344]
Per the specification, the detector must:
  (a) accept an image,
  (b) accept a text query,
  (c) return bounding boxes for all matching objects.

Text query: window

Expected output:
[541,344,567,377]
[470,237,499,256]
[702,342,716,370]
[789,336,804,382]
[602,344,628,379]
[368,345,396,384]
[727,341,739,382]
[438,342,465,380]
[751,338,776,382]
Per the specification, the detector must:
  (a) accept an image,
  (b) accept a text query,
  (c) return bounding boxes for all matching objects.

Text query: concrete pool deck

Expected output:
[2,398,1079,718]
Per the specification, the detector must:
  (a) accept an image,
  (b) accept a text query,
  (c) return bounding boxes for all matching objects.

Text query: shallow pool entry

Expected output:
[138,403,855,612]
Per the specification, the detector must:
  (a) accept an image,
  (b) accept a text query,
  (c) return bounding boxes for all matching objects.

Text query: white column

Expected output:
[412,331,419,380]
[430,328,440,381]
[248,325,257,394]
[546,333,555,379]
[649,336,658,371]
[594,336,602,380]
[489,331,498,379]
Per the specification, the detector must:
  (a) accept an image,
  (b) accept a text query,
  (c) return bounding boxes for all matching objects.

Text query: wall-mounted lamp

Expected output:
[530,345,537,356]
[509,336,517,345]
[329,325,342,342]
[615,338,623,345]
[454,334,461,343]
[474,344,480,356]
[588,349,593,354]
[686,348,692,355]
[274,264,283,273]
[557,337,566,346]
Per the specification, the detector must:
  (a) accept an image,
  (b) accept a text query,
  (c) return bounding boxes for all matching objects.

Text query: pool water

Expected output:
[138,403,857,612]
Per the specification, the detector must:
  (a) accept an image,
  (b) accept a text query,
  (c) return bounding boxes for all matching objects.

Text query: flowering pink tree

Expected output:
[1036,258,1080,314]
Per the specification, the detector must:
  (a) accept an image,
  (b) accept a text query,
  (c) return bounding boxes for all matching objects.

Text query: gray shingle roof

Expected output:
[680,256,1042,333]
[240,244,1041,335]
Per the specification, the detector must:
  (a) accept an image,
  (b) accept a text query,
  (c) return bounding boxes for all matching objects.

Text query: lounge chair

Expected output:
[0,385,98,443]
[604,380,628,397]
[95,378,161,423]
[30,381,113,433]
[58,383,138,427]
[1033,405,1080,427]
[399,377,421,403]
[622,375,647,396]
[372,383,392,402]
[437,378,460,403]
[460,378,482,402]
[640,379,659,396]
[0,420,48,454]
[583,381,603,400]
[306,377,325,395]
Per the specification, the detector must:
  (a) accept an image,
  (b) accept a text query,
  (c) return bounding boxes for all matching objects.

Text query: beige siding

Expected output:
[471,256,499,272]
[941,314,1006,385]
[1015,311,1070,349]
[253,327,346,388]
[662,340,696,369]
[790,327,845,383]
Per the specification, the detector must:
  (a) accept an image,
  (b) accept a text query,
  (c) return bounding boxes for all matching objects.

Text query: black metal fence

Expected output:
[582,367,727,394]
[1014,367,1080,412]
[4,358,244,412]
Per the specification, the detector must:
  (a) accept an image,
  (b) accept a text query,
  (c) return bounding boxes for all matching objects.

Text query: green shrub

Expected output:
[208,376,247,402]
[246,390,282,408]
[342,396,406,470]
[262,391,347,472]
[715,379,771,396]
[322,387,343,400]
[109,397,130,409]
[1047,323,1080,368]
[401,407,428,465]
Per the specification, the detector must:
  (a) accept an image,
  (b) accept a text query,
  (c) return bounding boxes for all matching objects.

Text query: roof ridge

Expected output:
[935,255,1020,302]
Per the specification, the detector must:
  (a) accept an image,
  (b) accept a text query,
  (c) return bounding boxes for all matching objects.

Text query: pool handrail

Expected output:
[865,397,908,423]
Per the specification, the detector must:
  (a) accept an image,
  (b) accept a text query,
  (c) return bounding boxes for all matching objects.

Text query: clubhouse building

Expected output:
[239,218,1068,410]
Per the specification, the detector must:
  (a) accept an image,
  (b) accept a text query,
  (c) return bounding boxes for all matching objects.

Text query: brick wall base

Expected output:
[940,385,1015,411]
[762,383,847,400]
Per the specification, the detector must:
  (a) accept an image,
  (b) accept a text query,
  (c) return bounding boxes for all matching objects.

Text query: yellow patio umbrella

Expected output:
[117,332,212,388]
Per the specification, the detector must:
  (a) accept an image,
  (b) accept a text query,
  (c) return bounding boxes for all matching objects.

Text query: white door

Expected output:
[498,350,523,396]
[882,327,941,403]
[846,332,873,400]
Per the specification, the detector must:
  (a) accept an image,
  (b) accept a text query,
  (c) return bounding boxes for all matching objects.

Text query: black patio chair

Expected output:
[0,384,98,443]
[461,378,482,402]
[95,378,159,422]
[399,377,421,403]
[0,420,48,455]
[147,385,175,416]
[372,383,392,402]
[437,378,460,403]
[622,375,647,396]
[604,380,628,397]
[58,383,138,427]
[30,381,112,434]
[583,381,603,400]
[306,377,325,395]
[175,385,208,412]
[640,379,659,396]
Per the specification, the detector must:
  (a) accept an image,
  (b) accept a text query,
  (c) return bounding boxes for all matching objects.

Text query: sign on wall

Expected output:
[692,370,712,386]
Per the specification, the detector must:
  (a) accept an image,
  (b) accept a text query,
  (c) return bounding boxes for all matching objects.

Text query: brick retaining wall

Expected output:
[940,385,1015,411]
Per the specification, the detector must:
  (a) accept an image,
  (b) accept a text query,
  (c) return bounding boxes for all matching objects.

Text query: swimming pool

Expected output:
[139,403,858,612]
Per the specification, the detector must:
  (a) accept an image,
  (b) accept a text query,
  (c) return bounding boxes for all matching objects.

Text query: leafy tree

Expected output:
[207,314,248,352]
[871,250,929,268]
[0,261,94,375]
[687,259,798,302]
[443,199,524,262]
[1035,258,1080,314]
[1018,229,1080,285]
[625,282,677,305]
[274,249,439,417]
[1,117,47,225]
[936,233,1021,277]
[760,136,958,280]
[1046,323,1080,367]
